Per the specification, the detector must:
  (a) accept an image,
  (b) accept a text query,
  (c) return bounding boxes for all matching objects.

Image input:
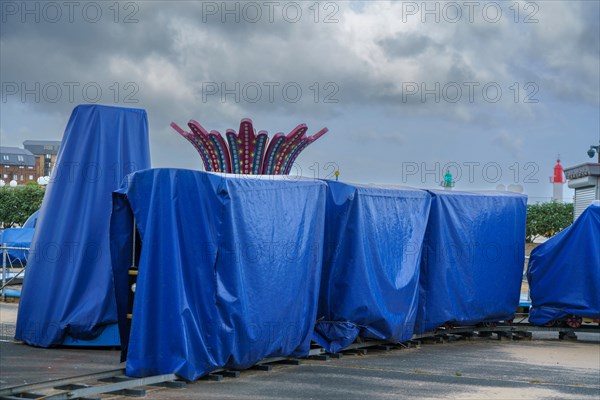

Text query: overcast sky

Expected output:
[1,1,599,201]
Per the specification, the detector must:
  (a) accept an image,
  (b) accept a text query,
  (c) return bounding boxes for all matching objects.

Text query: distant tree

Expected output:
[526,202,574,242]
[0,188,16,228]
[0,183,45,228]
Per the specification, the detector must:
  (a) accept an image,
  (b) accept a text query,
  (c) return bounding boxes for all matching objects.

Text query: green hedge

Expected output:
[526,202,574,242]
[0,183,45,228]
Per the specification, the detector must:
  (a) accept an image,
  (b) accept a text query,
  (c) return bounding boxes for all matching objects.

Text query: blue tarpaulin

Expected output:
[313,182,431,352]
[22,210,40,229]
[110,169,326,380]
[0,228,34,263]
[527,203,600,325]
[16,105,150,347]
[415,190,527,333]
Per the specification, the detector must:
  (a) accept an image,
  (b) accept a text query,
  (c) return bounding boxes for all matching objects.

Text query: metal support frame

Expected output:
[44,373,178,400]
[127,218,138,326]
[1,244,6,302]
[0,369,125,398]
[0,243,29,295]
[0,245,29,300]
[0,369,181,400]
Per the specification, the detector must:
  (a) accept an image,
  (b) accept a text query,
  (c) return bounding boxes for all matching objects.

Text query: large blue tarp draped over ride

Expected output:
[110,169,326,380]
[527,203,600,325]
[414,190,527,333]
[313,182,431,352]
[15,104,150,347]
[0,228,34,263]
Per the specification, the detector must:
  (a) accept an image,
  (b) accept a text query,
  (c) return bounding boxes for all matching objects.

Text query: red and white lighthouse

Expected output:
[550,157,566,202]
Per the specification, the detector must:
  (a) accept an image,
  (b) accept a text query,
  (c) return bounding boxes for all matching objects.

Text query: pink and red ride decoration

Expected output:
[171,118,327,175]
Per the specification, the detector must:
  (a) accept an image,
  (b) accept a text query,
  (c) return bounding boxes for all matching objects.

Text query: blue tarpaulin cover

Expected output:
[22,210,40,229]
[0,228,34,262]
[527,203,600,325]
[313,182,431,352]
[110,169,326,380]
[16,105,150,346]
[415,190,527,333]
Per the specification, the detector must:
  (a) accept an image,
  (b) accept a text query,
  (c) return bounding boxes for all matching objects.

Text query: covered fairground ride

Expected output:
[171,118,327,175]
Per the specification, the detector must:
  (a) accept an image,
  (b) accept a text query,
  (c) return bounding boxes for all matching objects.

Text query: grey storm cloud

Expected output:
[1,1,598,199]
[2,2,598,116]
[378,33,445,59]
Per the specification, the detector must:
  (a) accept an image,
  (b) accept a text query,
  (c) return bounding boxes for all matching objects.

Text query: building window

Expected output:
[17,155,24,162]
[28,166,33,169]
[19,175,23,181]
[19,165,24,169]
[4,165,9,168]
[28,175,34,180]
[13,174,17,180]
[2,174,7,179]
[2,155,8,161]
[45,154,52,159]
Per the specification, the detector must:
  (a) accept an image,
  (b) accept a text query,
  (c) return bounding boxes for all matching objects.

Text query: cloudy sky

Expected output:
[1,0,598,201]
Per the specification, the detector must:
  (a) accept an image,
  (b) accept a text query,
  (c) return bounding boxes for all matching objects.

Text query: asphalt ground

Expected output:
[1,302,599,399]
[142,333,600,400]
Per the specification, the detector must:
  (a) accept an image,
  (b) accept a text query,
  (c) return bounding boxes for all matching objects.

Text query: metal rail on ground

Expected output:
[1,322,598,399]
[0,368,179,400]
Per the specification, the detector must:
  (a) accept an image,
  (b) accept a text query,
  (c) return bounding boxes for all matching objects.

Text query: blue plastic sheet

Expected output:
[415,190,527,333]
[16,105,150,347]
[0,228,34,262]
[313,182,431,352]
[22,210,40,229]
[110,169,326,380]
[527,203,600,325]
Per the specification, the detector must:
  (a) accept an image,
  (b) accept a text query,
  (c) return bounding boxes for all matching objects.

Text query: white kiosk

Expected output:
[564,162,600,220]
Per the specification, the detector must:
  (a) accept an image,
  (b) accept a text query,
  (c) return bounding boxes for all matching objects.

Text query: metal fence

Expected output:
[1,244,29,301]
